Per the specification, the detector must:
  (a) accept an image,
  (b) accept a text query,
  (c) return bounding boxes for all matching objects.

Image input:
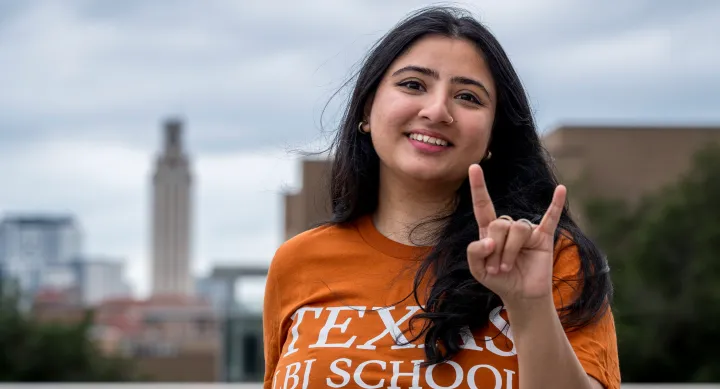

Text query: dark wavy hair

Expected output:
[323,6,613,365]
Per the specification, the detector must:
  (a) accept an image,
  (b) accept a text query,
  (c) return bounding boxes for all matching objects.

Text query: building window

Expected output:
[242,333,260,378]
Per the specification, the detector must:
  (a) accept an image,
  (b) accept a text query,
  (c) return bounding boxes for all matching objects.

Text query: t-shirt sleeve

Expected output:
[551,237,622,389]
[263,248,285,389]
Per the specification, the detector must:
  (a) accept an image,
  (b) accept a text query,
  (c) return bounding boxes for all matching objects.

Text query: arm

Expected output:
[262,265,283,389]
[466,166,619,388]
[507,298,606,389]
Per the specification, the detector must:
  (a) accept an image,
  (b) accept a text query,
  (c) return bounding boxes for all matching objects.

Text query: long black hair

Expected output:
[324,6,613,364]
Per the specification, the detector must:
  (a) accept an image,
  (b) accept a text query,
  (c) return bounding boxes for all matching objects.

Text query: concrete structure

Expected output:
[24,257,132,311]
[542,124,720,222]
[283,159,332,241]
[196,276,229,313]
[151,118,194,297]
[71,257,132,306]
[209,265,268,383]
[0,215,82,298]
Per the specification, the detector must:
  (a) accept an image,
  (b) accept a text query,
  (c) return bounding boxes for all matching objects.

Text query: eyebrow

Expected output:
[391,65,492,100]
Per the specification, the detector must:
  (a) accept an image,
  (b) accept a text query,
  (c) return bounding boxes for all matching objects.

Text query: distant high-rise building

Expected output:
[0,215,82,296]
[71,257,132,306]
[151,118,194,297]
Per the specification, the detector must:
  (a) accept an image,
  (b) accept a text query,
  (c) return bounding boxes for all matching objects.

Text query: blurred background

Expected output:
[0,0,718,386]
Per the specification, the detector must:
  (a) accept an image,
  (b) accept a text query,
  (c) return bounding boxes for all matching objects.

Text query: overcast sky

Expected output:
[1,0,718,299]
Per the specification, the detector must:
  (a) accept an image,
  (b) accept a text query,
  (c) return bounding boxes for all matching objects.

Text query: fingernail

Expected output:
[486,266,496,274]
[501,264,510,272]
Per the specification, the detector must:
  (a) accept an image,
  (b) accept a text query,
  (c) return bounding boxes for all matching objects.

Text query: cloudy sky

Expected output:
[0,0,718,299]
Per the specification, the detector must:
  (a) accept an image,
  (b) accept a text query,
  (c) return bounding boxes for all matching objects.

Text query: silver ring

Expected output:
[517,218,534,228]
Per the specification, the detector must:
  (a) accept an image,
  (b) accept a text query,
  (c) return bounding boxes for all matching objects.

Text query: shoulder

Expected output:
[550,231,584,305]
[552,230,582,276]
[550,230,611,311]
[269,221,359,275]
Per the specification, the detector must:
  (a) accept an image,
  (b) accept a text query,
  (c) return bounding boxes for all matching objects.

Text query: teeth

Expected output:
[409,133,448,147]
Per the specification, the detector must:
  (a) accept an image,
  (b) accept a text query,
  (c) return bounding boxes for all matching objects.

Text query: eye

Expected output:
[456,92,482,105]
[397,80,425,91]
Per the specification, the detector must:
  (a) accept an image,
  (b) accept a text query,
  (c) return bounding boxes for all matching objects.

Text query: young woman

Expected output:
[263,6,620,389]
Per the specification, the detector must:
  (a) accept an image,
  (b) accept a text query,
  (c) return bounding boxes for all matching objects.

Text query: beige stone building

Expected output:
[284,125,720,236]
[283,158,333,241]
[543,124,720,223]
[151,119,194,297]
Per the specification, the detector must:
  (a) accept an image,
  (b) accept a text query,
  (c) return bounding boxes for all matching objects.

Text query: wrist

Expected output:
[504,295,557,333]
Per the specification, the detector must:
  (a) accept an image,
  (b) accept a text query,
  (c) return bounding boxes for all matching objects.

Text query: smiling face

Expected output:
[364,35,497,188]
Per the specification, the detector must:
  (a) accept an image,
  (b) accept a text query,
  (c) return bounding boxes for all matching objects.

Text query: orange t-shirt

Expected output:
[263,215,620,389]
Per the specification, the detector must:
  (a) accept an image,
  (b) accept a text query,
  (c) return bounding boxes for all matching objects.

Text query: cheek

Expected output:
[459,120,493,159]
[370,91,418,130]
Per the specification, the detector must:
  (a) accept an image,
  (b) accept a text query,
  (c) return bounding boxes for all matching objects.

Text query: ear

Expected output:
[362,91,376,122]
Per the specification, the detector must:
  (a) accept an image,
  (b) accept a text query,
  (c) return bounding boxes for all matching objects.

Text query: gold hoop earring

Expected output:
[483,150,492,161]
[358,121,368,134]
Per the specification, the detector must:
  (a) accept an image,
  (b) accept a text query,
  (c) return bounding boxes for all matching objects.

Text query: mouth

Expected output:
[404,132,453,147]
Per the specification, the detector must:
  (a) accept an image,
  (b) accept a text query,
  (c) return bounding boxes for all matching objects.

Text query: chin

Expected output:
[407,171,445,182]
[397,162,452,183]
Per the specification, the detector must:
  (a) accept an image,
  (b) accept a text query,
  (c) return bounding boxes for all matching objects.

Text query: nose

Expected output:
[418,90,453,125]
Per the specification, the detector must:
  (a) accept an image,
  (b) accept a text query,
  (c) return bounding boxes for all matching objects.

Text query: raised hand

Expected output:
[466,164,567,305]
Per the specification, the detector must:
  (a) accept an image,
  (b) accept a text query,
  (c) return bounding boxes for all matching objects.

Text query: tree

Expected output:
[0,279,140,381]
[583,143,720,382]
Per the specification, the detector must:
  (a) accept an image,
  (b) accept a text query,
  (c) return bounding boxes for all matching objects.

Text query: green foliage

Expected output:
[583,143,720,382]
[0,280,139,382]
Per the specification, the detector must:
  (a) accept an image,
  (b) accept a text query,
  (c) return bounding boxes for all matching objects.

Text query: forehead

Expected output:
[388,35,493,84]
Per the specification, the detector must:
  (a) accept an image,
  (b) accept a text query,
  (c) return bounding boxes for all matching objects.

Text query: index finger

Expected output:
[469,164,496,238]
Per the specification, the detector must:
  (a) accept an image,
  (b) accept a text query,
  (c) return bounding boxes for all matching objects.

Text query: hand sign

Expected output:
[466,164,567,305]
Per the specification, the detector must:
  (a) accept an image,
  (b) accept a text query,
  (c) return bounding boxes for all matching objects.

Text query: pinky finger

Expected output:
[538,185,567,236]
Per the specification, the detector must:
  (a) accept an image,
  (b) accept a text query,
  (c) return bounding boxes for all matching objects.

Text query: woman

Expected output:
[263,6,620,389]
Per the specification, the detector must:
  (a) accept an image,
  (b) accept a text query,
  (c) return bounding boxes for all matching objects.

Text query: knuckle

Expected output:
[511,221,530,231]
[488,219,511,231]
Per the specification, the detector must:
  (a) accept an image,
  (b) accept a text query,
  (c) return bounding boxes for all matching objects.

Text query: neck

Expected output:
[373,168,458,246]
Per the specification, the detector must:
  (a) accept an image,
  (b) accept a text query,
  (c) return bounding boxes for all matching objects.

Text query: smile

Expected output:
[407,133,450,147]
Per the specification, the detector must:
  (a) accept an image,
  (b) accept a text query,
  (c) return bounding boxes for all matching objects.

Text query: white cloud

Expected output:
[535,28,674,82]
[0,1,337,119]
